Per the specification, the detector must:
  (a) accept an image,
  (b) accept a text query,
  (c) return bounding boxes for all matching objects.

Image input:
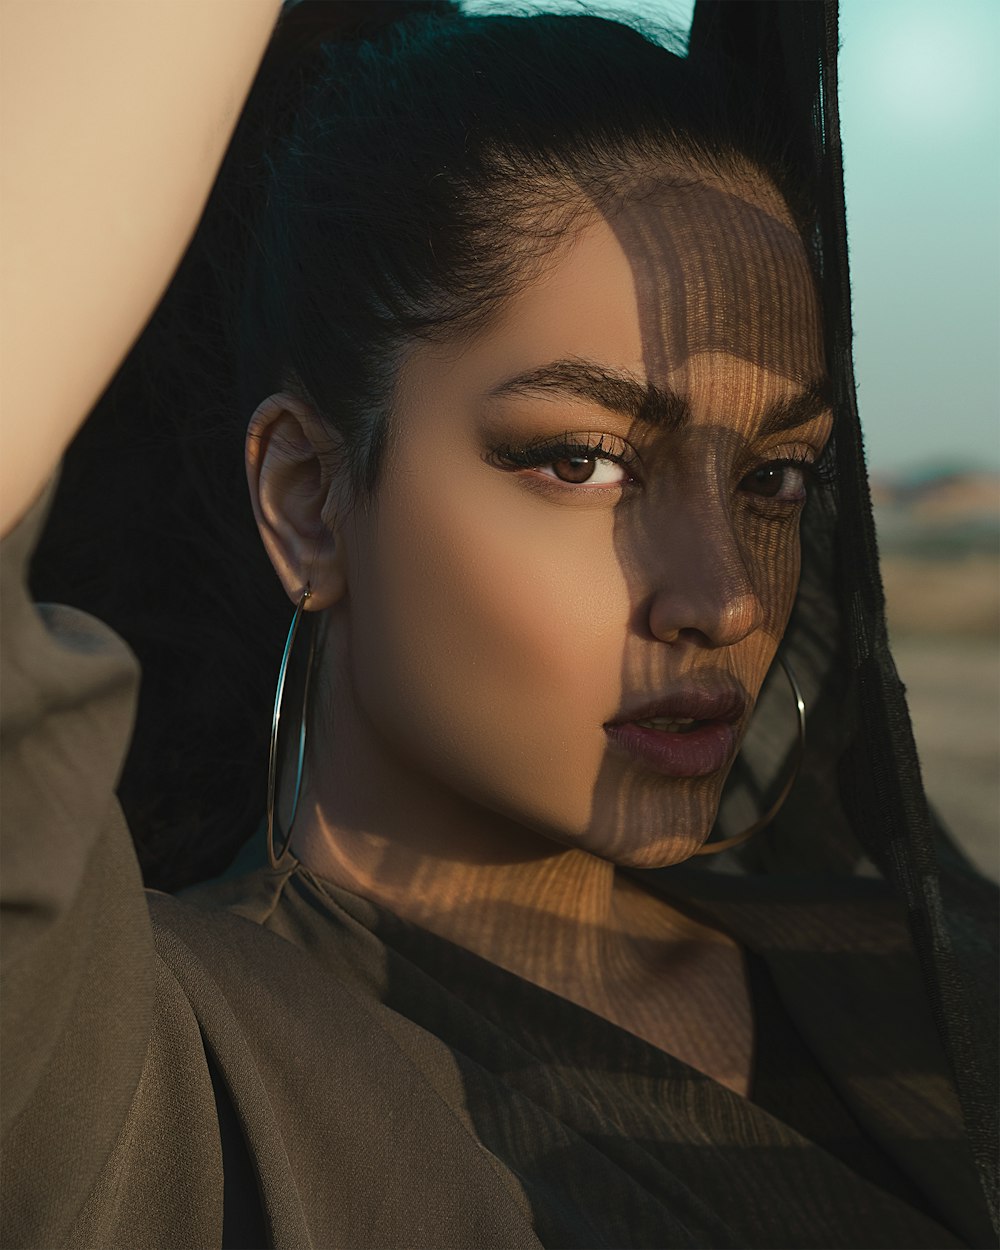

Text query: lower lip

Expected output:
[604,720,739,778]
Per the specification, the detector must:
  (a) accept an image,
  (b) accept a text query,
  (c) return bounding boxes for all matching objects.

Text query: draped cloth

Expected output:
[2,2,997,1247]
[685,4,998,1232]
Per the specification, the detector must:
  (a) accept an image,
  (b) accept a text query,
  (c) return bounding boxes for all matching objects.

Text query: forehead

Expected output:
[398,180,826,427]
[606,180,823,388]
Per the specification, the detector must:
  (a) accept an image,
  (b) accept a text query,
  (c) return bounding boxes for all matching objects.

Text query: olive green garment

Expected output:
[1,485,991,1249]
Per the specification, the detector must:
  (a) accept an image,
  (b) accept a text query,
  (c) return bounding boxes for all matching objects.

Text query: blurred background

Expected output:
[467,0,1000,878]
[839,0,999,883]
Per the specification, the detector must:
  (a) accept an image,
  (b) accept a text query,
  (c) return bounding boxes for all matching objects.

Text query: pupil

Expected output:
[755,467,782,497]
[555,455,595,484]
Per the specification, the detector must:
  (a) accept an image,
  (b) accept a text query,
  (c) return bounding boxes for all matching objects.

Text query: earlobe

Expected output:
[245,392,348,610]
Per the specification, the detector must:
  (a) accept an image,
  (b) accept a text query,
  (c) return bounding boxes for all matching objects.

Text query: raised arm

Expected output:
[0,0,280,537]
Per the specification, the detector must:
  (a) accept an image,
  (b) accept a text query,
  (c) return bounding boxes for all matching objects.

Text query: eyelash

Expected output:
[764,445,837,489]
[486,435,837,495]
[734,445,836,513]
[486,434,637,482]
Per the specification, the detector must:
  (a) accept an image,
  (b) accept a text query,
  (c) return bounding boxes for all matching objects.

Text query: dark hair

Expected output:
[239,2,812,495]
[31,1,814,891]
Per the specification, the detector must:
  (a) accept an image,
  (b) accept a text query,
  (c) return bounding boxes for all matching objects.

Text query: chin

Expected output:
[606,834,709,871]
[561,814,716,870]
[563,773,723,868]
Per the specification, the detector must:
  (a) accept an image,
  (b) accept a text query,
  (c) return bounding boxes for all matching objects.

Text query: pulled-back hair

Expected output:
[31,1,814,890]
[238,3,810,494]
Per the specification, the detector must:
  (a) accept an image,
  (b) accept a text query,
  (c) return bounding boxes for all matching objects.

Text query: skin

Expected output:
[0,0,280,537]
[248,178,832,1095]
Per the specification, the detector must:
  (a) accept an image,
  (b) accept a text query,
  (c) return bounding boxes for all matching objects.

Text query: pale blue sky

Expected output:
[839,0,999,473]
[464,0,1000,472]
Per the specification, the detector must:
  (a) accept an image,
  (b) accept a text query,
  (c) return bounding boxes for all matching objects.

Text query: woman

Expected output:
[3,2,996,1247]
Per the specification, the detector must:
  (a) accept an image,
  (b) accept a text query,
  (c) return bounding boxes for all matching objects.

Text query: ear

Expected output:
[245,392,348,610]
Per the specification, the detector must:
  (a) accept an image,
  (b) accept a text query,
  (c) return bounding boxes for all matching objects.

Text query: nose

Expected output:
[645,518,764,648]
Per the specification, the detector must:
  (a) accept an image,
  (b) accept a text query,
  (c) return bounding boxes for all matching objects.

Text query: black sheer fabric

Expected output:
[178,854,984,1247]
[675,4,997,1229]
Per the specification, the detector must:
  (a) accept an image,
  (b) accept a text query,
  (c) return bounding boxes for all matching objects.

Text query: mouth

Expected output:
[603,686,746,779]
[632,715,702,733]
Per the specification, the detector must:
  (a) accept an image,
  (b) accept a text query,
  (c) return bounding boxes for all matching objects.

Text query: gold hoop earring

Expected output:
[692,656,806,857]
[267,585,316,869]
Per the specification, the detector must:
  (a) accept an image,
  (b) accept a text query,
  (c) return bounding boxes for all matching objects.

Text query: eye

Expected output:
[739,460,811,503]
[541,453,628,486]
[486,433,637,490]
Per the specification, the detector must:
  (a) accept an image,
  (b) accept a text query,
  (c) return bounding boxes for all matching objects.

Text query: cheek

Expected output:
[723,510,802,719]
[345,463,630,813]
[742,511,802,637]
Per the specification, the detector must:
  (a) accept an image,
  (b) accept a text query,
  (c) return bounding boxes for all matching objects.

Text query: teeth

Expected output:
[636,717,696,732]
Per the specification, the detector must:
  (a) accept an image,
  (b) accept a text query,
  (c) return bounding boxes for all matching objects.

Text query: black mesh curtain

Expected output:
[686,1,997,1227]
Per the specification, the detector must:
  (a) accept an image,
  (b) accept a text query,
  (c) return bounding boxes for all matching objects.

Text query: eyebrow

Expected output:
[487,358,832,437]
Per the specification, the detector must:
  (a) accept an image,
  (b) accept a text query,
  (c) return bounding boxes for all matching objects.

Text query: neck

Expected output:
[292,764,627,996]
[288,713,749,1076]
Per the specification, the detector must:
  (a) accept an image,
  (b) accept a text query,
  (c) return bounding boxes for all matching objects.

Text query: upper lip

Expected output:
[606,682,748,727]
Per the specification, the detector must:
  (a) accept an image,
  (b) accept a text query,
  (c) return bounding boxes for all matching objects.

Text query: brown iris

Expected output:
[740,464,804,499]
[746,466,782,497]
[553,455,598,483]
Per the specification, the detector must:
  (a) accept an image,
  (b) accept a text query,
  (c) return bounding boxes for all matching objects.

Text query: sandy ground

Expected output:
[891,638,999,881]
[881,555,998,639]
[882,556,999,882]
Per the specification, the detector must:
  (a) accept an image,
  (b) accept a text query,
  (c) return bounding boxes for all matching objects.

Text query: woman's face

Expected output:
[327,179,831,867]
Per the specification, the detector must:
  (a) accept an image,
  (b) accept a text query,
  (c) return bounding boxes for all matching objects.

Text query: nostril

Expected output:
[647,581,764,648]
